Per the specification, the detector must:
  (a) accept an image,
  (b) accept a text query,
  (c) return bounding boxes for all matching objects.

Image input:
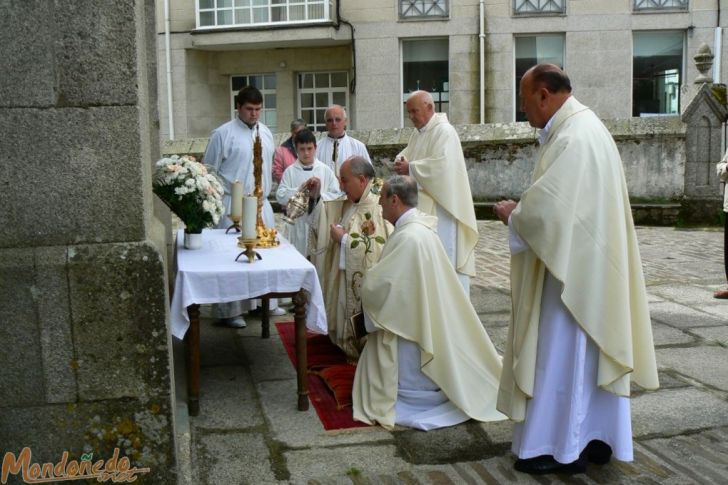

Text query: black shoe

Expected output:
[513,455,586,475]
[580,440,612,465]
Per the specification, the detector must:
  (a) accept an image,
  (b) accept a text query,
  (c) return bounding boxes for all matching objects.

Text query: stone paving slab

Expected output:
[191,365,264,430]
[256,379,392,449]
[649,301,726,328]
[656,346,728,391]
[689,326,728,345]
[631,388,728,438]
[194,431,277,484]
[652,322,697,346]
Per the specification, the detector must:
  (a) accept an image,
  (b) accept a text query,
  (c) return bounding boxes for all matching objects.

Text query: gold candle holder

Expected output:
[235,237,260,263]
[226,214,241,234]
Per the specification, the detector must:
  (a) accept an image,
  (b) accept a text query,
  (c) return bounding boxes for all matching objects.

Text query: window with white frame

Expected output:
[231,74,277,131]
[402,38,449,125]
[197,0,334,29]
[514,34,564,121]
[399,0,448,19]
[632,31,684,117]
[633,0,688,11]
[297,72,349,132]
[513,0,565,15]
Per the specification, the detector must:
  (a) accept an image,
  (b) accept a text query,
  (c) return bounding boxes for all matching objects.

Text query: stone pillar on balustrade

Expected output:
[680,42,728,222]
[0,0,176,482]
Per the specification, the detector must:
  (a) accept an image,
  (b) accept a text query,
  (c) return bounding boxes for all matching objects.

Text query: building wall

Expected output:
[156,0,728,140]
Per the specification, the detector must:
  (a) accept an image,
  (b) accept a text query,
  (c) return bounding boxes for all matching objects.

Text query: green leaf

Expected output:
[350,240,360,249]
[374,236,385,244]
[364,212,371,220]
[350,232,360,239]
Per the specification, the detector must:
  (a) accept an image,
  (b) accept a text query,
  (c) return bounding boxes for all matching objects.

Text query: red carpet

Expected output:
[276,322,369,430]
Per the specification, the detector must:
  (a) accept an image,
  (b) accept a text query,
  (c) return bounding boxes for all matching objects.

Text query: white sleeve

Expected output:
[508,215,529,255]
[338,233,348,270]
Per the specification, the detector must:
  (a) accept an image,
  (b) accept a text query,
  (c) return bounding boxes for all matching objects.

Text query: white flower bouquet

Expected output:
[152,155,225,233]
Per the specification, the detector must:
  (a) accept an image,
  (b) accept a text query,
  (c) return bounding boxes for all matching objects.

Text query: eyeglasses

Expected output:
[326,118,344,122]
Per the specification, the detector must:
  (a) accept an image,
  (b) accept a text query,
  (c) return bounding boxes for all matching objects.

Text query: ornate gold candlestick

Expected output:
[248,124,278,248]
[236,124,278,262]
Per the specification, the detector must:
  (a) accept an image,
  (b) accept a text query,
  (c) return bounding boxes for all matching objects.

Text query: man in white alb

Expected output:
[203,85,285,327]
[275,128,340,257]
[316,105,371,178]
[494,64,659,475]
[393,91,478,294]
[352,175,505,430]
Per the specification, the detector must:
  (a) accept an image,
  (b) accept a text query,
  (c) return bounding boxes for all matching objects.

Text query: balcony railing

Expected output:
[513,0,565,15]
[399,0,449,19]
[196,0,334,29]
[633,0,688,11]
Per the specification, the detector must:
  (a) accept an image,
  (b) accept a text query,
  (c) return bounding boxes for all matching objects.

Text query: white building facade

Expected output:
[156,0,727,139]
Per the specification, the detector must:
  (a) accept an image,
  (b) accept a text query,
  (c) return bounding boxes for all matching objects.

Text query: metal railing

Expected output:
[633,0,688,11]
[399,0,449,19]
[513,0,565,15]
[197,0,334,29]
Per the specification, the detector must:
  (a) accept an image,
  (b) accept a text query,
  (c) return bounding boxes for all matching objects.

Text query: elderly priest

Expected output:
[310,156,392,361]
[352,175,505,430]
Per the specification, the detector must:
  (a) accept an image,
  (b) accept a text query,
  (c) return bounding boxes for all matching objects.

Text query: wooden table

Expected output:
[170,229,328,416]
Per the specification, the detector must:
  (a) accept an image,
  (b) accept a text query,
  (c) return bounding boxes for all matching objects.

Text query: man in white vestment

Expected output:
[276,129,340,257]
[316,105,371,178]
[714,150,728,299]
[393,91,478,294]
[203,85,284,327]
[352,175,505,431]
[309,156,392,361]
[493,64,659,475]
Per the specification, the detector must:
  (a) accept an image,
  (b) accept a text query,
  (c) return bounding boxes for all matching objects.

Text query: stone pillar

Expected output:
[0,0,176,482]
[680,44,728,222]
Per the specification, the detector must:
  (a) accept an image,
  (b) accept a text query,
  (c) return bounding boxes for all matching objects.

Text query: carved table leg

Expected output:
[293,290,309,411]
[186,304,201,416]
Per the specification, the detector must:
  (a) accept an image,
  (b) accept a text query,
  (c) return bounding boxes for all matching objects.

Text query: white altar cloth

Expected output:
[170,229,328,339]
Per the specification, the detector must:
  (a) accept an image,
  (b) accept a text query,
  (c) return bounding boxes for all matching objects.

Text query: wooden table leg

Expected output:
[293,290,309,411]
[186,304,201,416]
[261,297,270,339]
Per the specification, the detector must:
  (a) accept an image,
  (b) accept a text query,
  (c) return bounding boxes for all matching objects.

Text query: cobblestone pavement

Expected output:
[178,222,728,485]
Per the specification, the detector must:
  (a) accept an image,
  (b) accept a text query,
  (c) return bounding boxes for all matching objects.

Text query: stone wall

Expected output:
[0,1,176,482]
[163,116,695,223]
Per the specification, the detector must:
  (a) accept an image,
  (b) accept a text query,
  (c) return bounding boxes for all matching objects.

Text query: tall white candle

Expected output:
[231,181,243,219]
[242,196,257,239]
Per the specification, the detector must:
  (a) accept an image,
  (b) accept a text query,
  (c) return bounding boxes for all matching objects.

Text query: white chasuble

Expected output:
[353,209,505,430]
[397,113,478,280]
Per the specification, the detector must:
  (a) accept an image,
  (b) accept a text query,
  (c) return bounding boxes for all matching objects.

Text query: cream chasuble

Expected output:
[397,113,478,277]
[309,181,391,360]
[496,97,659,423]
[353,210,504,430]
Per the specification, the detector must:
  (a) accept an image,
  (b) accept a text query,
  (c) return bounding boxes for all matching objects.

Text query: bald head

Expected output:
[519,63,572,129]
[325,104,347,138]
[406,90,435,129]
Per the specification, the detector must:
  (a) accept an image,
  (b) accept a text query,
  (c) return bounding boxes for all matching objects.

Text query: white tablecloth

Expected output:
[170,229,328,339]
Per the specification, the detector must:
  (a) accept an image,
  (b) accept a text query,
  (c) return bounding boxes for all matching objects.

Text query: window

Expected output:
[633,0,688,11]
[297,72,349,132]
[513,0,565,15]
[632,31,684,117]
[399,0,448,19]
[231,74,277,131]
[197,0,334,29]
[402,38,449,125]
[514,34,564,121]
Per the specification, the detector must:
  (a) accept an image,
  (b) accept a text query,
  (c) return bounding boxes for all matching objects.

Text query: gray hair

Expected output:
[290,118,307,131]
[325,104,347,121]
[348,156,375,179]
[384,175,418,207]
